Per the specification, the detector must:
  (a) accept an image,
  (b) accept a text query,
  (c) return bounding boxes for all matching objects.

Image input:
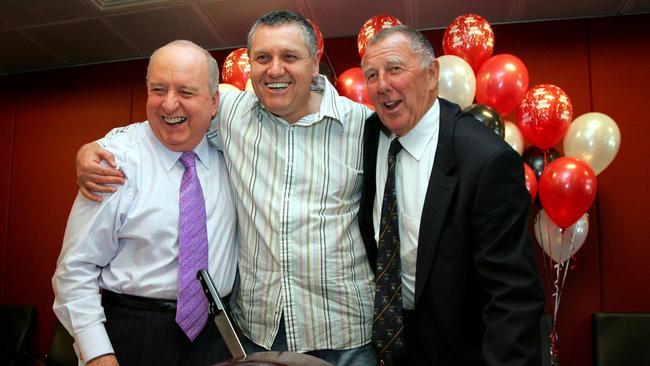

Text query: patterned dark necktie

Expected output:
[176,152,209,341]
[372,138,405,365]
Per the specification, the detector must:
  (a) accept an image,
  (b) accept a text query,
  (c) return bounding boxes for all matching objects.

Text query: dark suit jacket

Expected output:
[359,98,545,366]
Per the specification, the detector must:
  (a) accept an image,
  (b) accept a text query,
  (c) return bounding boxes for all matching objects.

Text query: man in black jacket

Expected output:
[359,25,545,366]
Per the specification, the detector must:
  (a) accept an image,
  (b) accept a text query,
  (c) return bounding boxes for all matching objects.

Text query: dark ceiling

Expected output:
[1,0,649,75]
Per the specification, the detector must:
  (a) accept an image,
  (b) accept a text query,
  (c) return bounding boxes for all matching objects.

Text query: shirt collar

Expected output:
[392,98,440,161]
[251,75,345,128]
[144,121,211,172]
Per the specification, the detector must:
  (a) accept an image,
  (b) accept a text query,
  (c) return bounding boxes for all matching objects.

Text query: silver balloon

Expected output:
[535,209,589,263]
[563,112,621,175]
[438,55,476,109]
[504,120,524,155]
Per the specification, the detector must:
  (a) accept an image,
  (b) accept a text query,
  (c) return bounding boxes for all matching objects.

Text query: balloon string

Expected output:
[537,213,554,306]
[543,149,550,166]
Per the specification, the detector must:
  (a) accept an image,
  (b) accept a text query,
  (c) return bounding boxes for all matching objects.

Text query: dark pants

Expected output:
[102,292,230,366]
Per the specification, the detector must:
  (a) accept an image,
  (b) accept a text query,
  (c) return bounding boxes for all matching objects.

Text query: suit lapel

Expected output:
[414,99,459,307]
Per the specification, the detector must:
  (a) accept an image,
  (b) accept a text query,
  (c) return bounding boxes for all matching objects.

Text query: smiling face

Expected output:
[362,32,438,137]
[248,23,320,123]
[146,43,218,152]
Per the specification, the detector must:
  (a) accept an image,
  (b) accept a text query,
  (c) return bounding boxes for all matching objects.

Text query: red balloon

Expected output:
[335,67,371,105]
[523,163,538,201]
[306,18,325,58]
[357,14,402,59]
[517,84,573,150]
[221,48,250,91]
[442,13,495,73]
[539,157,597,229]
[475,54,529,116]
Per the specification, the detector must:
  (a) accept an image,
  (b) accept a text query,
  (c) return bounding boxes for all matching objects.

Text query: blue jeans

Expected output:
[240,317,378,366]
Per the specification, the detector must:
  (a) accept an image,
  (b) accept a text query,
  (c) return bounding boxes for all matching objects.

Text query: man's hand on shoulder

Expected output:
[76,142,124,202]
[86,354,119,366]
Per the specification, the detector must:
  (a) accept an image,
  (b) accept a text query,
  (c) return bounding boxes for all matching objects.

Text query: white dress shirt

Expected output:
[53,122,238,364]
[373,99,440,310]
[95,77,376,353]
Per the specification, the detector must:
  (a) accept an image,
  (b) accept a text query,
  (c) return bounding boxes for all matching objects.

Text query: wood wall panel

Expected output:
[493,19,600,366]
[5,61,136,352]
[0,75,18,303]
[588,15,650,311]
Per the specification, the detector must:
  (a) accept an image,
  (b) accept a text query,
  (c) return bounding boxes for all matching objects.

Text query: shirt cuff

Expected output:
[75,323,114,363]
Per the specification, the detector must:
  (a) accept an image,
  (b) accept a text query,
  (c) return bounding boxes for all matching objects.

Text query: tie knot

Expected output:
[389,138,403,157]
[180,152,196,169]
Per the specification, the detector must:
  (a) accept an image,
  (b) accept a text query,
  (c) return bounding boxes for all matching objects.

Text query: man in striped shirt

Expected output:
[76,10,377,366]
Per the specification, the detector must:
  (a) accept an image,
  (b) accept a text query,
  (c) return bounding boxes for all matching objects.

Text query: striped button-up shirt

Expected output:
[210,76,374,352]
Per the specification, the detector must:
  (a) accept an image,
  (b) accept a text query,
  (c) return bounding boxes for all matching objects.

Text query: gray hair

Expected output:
[148,40,220,94]
[247,10,318,57]
[365,25,435,68]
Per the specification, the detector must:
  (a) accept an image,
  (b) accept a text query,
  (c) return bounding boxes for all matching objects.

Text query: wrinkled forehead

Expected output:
[149,45,209,83]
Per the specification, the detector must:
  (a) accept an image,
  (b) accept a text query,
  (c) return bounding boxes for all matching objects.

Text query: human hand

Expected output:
[86,354,120,366]
[76,142,124,202]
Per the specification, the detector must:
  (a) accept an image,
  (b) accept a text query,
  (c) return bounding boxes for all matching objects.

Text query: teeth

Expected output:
[163,116,187,125]
[267,82,290,89]
[384,101,400,108]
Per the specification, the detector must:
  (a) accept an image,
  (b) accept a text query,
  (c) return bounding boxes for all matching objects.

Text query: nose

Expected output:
[162,92,179,112]
[377,72,391,94]
[267,58,284,78]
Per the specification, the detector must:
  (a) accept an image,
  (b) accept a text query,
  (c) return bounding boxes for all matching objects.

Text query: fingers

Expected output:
[97,149,119,169]
[84,180,118,193]
[80,187,104,203]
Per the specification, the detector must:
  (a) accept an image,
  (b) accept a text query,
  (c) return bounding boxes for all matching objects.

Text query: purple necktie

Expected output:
[176,151,209,341]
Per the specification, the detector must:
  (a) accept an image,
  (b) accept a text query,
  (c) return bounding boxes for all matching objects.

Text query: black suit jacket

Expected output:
[359,98,545,366]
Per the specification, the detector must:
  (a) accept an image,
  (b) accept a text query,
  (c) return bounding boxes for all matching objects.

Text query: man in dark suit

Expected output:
[359,25,545,366]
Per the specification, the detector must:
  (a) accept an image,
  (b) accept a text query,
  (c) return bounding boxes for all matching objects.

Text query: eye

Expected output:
[364,70,377,82]
[150,86,166,95]
[255,54,270,64]
[179,90,195,97]
[389,66,403,73]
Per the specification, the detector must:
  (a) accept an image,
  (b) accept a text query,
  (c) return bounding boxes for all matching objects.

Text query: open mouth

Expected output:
[383,100,401,110]
[162,116,188,125]
[265,82,291,90]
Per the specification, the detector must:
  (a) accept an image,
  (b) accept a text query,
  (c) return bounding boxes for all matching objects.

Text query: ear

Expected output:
[211,90,220,118]
[429,59,440,92]
[312,51,322,77]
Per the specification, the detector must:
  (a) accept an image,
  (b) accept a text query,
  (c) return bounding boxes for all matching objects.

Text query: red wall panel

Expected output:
[492,20,601,366]
[5,61,137,352]
[588,16,650,311]
[0,75,18,303]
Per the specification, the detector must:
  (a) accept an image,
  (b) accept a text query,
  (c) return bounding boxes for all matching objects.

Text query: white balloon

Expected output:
[535,209,589,263]
[437,55,476,109]
[219,83,240,93]
[563,112,621,175]
[245,78,255,94]
[504,120,524,155]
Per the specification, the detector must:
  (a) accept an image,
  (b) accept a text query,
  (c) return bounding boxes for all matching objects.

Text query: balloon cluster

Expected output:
[438,13,622,259]
[437,13,623,364]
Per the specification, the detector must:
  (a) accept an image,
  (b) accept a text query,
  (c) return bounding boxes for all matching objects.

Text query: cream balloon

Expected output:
[245,78,255,94]
[504,120,524,155]
[563,112,621,175]
[437,55,476,109]
[534,209,589,263]
[219,83,240,93]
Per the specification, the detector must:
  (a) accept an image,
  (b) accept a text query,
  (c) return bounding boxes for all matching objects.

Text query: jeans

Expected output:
[240,317,378,366]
